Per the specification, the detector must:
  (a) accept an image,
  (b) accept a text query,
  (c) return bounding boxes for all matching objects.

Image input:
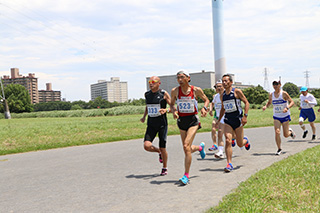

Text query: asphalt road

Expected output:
[1,124,319,213]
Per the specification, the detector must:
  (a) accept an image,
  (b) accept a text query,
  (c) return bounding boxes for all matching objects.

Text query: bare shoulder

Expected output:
[171,86,179,95]
[193,86,203,93]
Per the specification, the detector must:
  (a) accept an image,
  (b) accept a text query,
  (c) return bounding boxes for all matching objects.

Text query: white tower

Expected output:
[212,0,226,82]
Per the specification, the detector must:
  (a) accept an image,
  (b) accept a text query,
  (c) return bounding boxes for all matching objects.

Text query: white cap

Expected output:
[177,69,190,77]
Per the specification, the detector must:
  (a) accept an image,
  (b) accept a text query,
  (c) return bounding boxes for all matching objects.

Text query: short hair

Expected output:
[222,74,233,82]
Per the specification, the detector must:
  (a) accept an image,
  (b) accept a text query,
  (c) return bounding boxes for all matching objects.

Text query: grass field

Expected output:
[0,107,316,155]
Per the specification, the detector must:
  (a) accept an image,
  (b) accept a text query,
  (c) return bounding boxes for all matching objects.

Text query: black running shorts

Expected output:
[144,125,168,148]
[177,114,201,131]
[224,116,242,130]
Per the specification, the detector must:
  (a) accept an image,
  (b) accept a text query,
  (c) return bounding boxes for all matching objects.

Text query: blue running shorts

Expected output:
[300,108,316,122]
[273,115,291,123]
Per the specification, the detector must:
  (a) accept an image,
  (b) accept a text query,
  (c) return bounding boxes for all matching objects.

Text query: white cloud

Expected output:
[0,0,319,101]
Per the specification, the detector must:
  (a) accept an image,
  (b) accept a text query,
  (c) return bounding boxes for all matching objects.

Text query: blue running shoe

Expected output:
[224,163,233,173]
[179,175,189,185]
[244,136,250,150]
[232,139,236,147]
[199,142,206,159]
[208,144,218,151]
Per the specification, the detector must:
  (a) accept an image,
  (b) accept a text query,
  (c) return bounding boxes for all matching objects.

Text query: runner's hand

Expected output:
[159,108,167,115]
[200,108,207,117]
[173,111,179,119]
[140,117,145,123]
[241,116,247,126]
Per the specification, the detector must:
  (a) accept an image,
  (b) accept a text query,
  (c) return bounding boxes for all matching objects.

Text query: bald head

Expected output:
[148,76,161,92]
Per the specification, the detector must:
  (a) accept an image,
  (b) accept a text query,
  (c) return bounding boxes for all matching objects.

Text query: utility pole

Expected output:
[0,78,11,119]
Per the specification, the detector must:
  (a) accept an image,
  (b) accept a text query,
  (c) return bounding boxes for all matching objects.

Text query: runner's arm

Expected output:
[283,91,294,111]
[159,91,172,114]
[194,86,210,117]
[262,93,272,111]
[235,88,249,126]
[170,87,179,119]
[140,106,148,123]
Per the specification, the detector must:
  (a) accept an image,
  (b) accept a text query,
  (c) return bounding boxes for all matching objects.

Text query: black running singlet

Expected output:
[144,89,168,127]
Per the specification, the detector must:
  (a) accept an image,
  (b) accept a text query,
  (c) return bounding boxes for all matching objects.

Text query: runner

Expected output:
[216,74,251,173]
[170,70,209,185]
[298,86,317,140]
[140,76,171,176]
[262,80,296,155]
[209,80,225,158]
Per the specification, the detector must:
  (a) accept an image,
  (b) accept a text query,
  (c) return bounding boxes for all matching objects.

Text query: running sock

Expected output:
[199,145,203,152]
[218,146,223,153]
[184,173,189,178]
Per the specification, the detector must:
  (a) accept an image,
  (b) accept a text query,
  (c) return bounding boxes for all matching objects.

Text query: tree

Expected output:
[3,84,33,113]
[282,82,299,98]
[200,88,216,103]
[310,89,320,98]
[242,85,269,104]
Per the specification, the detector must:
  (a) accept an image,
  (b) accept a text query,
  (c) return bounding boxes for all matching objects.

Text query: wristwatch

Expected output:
[244,113,248,117]
[203,106,208,111]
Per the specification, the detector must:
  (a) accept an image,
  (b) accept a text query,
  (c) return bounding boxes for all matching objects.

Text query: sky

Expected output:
[0,0,319,101]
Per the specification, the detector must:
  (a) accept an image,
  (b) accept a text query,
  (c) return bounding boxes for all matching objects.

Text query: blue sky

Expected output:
[0,0,319,101]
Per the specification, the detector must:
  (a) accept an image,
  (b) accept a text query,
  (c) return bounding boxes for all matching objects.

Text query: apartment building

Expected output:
[38,83,61,102]
[2,68,39,104]
[91,77,128,103]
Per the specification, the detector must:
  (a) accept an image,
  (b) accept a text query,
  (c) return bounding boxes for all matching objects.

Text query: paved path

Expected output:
[1,124,319,213]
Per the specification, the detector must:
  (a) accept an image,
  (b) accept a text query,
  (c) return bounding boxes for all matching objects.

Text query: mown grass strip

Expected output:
[207,145,320,212]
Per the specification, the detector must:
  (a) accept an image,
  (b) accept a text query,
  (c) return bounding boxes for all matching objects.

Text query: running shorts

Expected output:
[144,125,168,148]
[177,115,201,131]
[273,115,291,123]
[224,116,242,130]
[300,108,316,122]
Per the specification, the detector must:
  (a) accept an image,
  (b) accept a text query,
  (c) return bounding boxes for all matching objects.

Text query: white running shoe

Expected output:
[289,128,296,139]
[214,152,224,159]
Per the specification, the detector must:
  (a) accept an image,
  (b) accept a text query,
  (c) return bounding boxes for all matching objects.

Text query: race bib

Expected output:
[223,99,237,113]
[301,101,308,108]
[273,105,284,114]
[178,99,195,113]
[147,104,161,117]
[215,103,222,110]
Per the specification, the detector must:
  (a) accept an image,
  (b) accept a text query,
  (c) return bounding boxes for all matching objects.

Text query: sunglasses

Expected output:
[148,80,159,84]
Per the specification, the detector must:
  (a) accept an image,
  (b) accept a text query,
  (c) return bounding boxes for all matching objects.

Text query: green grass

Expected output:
[0,108,317,156]
[207,145,320,212]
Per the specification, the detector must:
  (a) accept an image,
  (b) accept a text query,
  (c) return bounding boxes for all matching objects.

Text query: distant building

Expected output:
[90,77,128,103]
[146,70,239,92]
[38,83,61,102]
[233,82,254,90]
[2,68,39,104]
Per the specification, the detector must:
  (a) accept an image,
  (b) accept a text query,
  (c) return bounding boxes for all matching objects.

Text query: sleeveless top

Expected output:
[272,90,290,118]
[145,89,167,126]
[177,85,198,117]
[222,88,242,119]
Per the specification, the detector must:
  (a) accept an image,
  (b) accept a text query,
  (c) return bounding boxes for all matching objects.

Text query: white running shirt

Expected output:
[213,93,225,124]
[300,93,317,109]
[272,90,290,118]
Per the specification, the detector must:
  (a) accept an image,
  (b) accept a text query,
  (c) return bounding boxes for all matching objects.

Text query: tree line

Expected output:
[1,82,319,113]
